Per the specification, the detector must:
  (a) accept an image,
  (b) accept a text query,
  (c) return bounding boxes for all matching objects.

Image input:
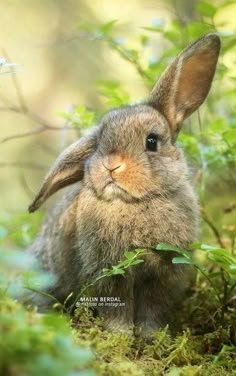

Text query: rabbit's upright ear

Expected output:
[28,129,98,213]
[149,33,220,139]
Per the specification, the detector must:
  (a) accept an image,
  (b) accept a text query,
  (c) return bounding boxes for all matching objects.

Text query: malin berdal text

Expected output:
[76,296,125,307]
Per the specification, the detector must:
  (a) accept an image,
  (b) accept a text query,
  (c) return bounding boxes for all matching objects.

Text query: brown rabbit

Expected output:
[28,34,220,337]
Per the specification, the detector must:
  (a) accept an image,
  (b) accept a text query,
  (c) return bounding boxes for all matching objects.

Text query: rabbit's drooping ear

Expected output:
[149,33,220,138]
[28,129,98,213]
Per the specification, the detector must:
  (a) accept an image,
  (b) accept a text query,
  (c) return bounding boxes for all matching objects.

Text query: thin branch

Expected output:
[0,92,12,107]
[197,108,202,132]
[0,105,61,128]
[19,173,36,198]
[108,38,152,85]
[224,203,236,213]
[0,62,76,144]
[0,106,76,143]
[201,208,226,249]
[2,49,28,113]
[0,55,81,144]
[24,110,61,129]
[0,162,46,170]
[38,141,57,157]
[1,127,47,143]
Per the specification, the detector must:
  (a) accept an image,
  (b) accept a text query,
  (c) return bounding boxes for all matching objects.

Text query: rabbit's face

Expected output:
[86,104,188,202]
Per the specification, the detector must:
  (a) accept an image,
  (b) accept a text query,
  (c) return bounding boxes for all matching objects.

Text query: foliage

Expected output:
[65,249,146,312]
[0,212,43,248]
[0,243,95,375]
[74,0,236,189]
[0,297,95,376]
[58,105,96,129]
[156,242,236,333]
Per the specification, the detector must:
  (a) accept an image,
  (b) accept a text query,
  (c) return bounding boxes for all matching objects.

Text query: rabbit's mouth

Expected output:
[102,180,131,201]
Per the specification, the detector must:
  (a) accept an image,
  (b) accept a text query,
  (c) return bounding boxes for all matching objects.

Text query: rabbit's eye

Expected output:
[146,133,158,152]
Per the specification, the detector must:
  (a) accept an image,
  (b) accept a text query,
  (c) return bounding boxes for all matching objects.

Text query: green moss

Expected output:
[72,300,236,376]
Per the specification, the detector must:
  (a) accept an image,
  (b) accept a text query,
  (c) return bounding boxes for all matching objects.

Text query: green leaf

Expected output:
[111,267,125,275]
[191,243,224,252]
[57,105,95,128]
[129,259,144,265]
[142,26,163,33]
[124,251,137,259]
[96,80,130,107]
[208,271,222,278]
[140,34,149,46]
[172,257,193,265]
[197,1,217,17]
[223,129,236,145]
[155,243,183,253]
[99,20,117,36]
[213,344,236,363]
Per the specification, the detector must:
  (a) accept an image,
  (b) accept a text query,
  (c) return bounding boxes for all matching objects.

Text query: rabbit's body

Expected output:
[31,179,197,332]
[28,34,220,336]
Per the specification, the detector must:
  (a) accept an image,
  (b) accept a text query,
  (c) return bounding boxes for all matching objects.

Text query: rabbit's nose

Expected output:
[103,154,126,173]
[108,164,122,172]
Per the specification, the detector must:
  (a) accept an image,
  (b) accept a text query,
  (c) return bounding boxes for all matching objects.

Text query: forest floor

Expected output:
[72,285,236,376]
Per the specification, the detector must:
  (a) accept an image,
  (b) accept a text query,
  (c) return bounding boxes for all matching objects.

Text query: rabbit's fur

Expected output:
[28,34,220,337]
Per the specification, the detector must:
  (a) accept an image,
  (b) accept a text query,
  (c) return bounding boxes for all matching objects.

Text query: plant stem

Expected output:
[201,208,226,249]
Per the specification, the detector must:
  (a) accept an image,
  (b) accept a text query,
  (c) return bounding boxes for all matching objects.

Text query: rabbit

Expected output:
[27,33,220,338]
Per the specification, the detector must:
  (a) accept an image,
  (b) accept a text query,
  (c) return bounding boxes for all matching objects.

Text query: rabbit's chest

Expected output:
[76,193,156,249]
[75,189,196,275]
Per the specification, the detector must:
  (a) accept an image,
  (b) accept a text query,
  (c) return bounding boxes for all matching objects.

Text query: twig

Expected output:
[220,269,229,323]
[201,208,226,249]
[0,106,75,143]
[0,56,78,144]
[224,203,236,213]
[108,38,152,85]
[38,141,57,157]
[25,286,61,305]
[0,162,46,170]
[0,92,12,106]
[197,108,202,132]
[1,126,48,143]
[19,173,35,198]
[2,49,28,113]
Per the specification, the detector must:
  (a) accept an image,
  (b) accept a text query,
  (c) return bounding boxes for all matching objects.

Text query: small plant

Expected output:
[58,104,96,129]
[155,242,236,329]
[0,247,95,376]
[68,249,146,312]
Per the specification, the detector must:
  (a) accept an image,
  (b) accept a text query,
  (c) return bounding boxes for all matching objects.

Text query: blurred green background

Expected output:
[0,0,169,212]
[0,0,235,246]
